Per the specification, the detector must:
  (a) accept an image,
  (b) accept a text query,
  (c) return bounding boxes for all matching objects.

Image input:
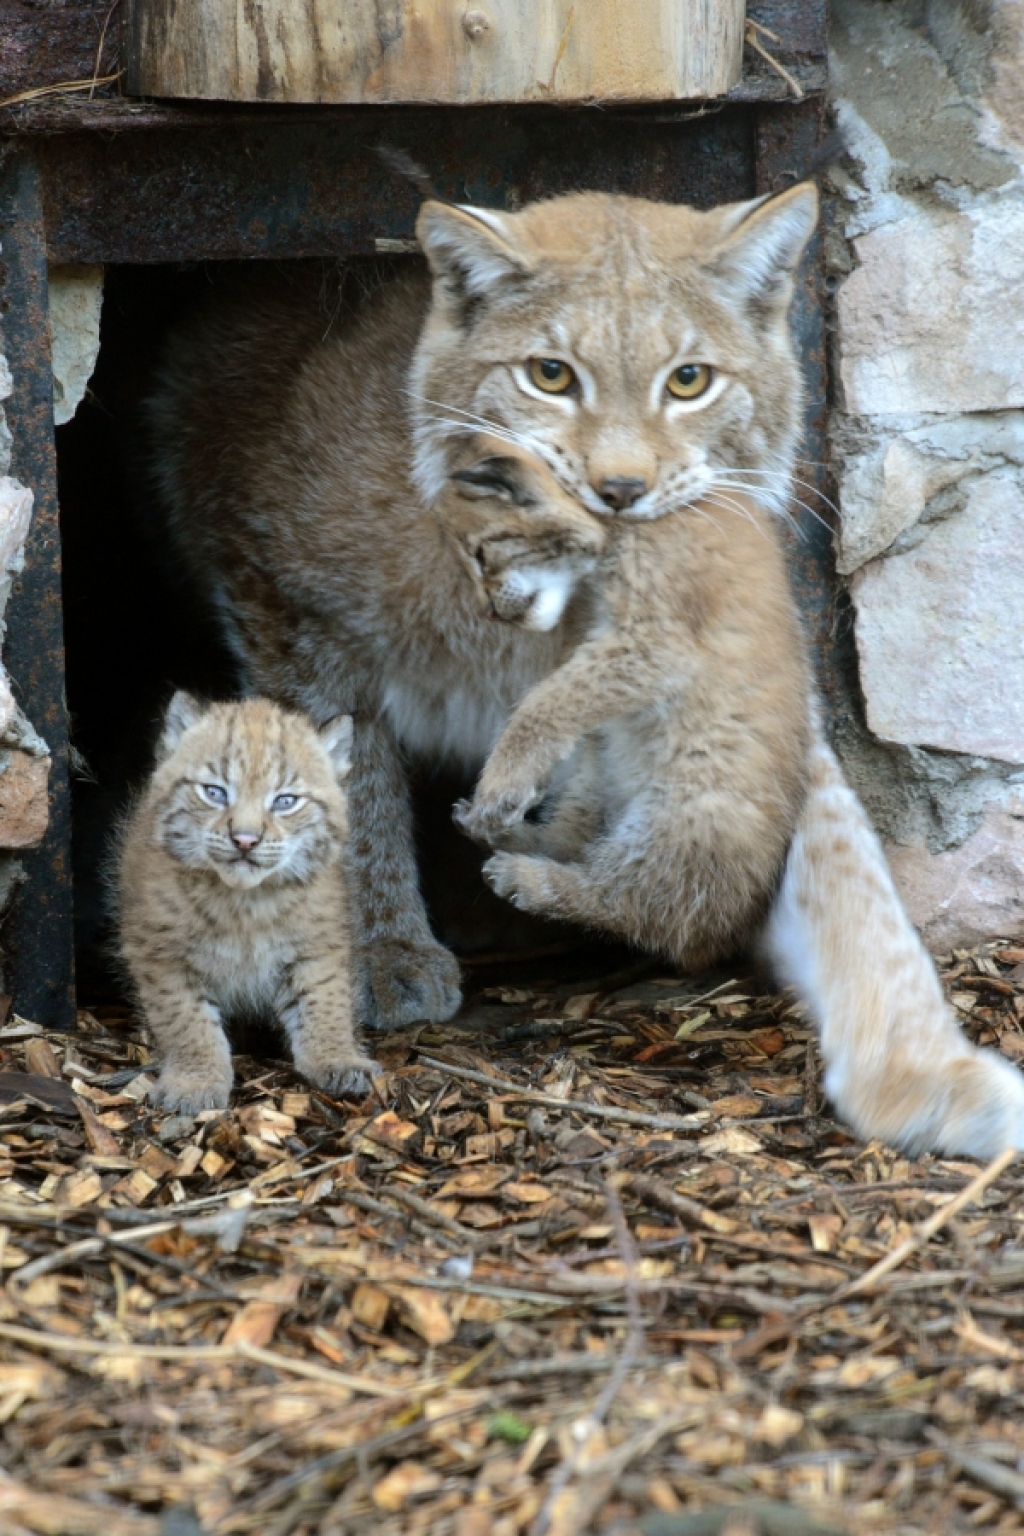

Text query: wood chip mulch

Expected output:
[3,942,1024,1535]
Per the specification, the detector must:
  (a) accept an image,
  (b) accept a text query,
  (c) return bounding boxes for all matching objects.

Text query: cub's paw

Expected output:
[297,1054,382,1101]
[149,1065,233,1117]
[362,937,462,1030]
[453,784,540,844]
[482,851,541,911]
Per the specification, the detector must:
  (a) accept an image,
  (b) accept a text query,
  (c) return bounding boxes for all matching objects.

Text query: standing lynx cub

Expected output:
[115,694,377,1114]
[151,178,1024,1155]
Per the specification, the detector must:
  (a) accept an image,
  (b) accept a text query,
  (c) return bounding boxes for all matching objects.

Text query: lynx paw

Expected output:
[482,851,546,912]
[362,937,462,1030]
[454,783,541,844]
[149,1065,233,1116]
[297,1054,382,1101]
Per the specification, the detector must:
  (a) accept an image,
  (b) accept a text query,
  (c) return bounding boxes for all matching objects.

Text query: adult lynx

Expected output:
[150,180,1024,1154]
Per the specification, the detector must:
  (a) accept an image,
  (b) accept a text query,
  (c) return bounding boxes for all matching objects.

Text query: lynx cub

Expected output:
[115,694,378,1114]
[446,456,811,968]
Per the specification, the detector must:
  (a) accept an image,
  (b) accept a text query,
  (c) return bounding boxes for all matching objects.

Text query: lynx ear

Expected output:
[416,201,532,304]
[319,714,354,780]
[712,182,818,302]
[157,690,204,760]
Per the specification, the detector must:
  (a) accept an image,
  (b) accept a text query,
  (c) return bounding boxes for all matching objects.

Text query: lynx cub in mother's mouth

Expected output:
[114,694,378,1114]
[446,453,812,970]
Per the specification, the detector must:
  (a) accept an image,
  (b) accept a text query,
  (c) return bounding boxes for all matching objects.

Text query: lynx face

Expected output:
[151,694,353,889]
[444,451,605,631]
[410,184,817,527]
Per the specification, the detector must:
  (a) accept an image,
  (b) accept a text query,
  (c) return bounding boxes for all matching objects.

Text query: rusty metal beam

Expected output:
[0,149,75,1029]
[37,105,757,266]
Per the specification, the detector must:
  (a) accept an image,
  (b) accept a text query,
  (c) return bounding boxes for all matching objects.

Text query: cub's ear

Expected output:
[157,690,204,761]
[319,715,354,780]
[712,182,818,303]
[416,201,532,306]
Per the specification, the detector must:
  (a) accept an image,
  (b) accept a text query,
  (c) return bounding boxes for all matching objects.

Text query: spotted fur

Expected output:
[113,695,377,1114]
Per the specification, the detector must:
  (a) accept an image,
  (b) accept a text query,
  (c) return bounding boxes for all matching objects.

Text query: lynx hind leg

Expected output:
[279,955,381,1099]
[484,849,618,930]
[765,736,1024,1159]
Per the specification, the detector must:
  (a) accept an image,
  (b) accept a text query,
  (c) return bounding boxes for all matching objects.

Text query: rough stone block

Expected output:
[0,478,33,581]
[48,265,103,428]
[835,412,1024,573]
[0,752,49,849]
[839,201,1024,416]
[852,472,1024,762]
[887,795,1024,951]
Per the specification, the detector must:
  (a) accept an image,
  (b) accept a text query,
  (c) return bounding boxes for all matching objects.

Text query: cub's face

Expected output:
[151,695,353,889]
[442,451,605,631]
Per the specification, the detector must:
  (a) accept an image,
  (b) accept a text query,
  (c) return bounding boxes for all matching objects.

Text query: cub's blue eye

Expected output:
[202,784,228,806]
[273,793,299,813]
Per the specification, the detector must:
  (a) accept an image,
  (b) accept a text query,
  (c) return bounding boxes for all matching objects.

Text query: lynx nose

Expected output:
[597,476,647,511]
[230,829,262,853]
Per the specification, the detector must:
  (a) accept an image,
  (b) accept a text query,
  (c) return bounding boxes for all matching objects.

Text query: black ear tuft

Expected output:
[376,146,450,205]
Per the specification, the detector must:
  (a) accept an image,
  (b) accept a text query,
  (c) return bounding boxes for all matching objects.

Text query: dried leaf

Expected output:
[371,1462,443,1512]
[351,1282,391,1332]
[364,1109,419,1148]
[390,1285,455,1345]
[23,1038,61,1078]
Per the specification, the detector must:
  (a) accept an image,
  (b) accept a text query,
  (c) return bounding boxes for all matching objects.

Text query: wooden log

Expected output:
[122,0,745,105]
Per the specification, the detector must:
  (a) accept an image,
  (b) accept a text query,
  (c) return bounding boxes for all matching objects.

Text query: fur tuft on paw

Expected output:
[149,1068,233,1117]
[361,936,462,1029]
[304,1059,382,1100]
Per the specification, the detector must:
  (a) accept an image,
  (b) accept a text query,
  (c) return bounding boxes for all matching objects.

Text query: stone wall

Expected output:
[0,264,102,931]
[828,0,1024,951]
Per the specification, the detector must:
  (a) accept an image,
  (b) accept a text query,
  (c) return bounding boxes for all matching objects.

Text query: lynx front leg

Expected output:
[766,735,1024,1158]
[134,969,234,1115]
[279,956,381,1099]
[459,636,671,843]
[349,715,462,1029]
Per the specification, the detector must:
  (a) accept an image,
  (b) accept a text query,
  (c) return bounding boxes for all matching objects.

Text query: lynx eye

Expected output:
[528,358,575,394]
[667,363,713,400]
[272,793,299,813]
[199,784,228,807]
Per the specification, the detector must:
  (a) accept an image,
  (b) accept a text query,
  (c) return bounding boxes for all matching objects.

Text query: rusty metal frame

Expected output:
[0,147,75,1029]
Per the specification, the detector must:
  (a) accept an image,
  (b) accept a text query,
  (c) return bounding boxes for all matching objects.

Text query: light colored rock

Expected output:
[832,0,1016,202]
[0,751,49,849]
[0,668,16,739]
[887,794,1024,951]
[0,478,33,582]
[47,265,103,427]
[838,438,960,574]
[839,200,1024,416]
[835,411,1024,573]
[979,0,1024,168]
[852,473,1024,762]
